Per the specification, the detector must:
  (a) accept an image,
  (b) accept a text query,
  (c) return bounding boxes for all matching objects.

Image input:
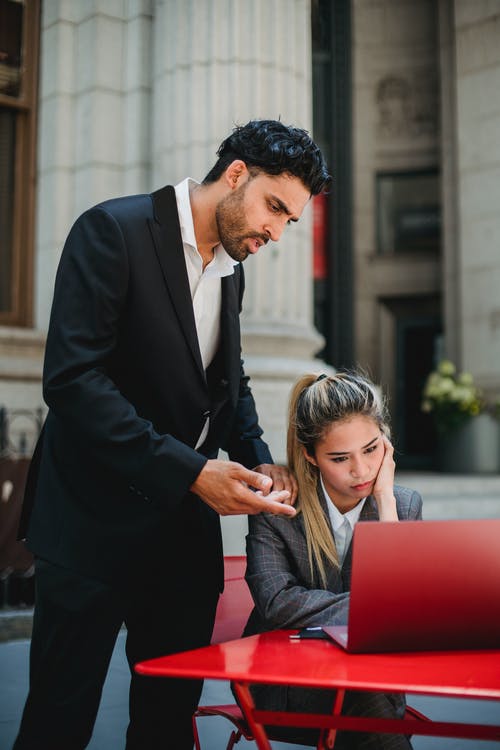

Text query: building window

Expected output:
[0,0,39,325]
[376,170,441,255]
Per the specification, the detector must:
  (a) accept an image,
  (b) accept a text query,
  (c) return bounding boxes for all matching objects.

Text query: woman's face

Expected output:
[303,415,384,512]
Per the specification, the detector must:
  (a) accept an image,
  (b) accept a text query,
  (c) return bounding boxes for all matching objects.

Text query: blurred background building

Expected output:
[1,0,499,475]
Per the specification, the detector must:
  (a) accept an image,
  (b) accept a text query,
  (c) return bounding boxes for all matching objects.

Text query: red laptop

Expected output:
[323,518,500,653]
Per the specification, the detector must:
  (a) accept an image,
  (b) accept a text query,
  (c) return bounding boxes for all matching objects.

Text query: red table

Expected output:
[135,630,500,749]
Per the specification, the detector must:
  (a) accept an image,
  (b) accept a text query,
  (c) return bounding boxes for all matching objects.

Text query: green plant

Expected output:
[421,359,483,434]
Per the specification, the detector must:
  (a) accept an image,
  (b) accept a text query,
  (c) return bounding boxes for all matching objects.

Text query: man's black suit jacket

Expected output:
[23,186,273,590]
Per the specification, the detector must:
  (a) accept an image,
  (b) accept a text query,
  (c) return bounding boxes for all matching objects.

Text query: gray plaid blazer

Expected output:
[238,486,423,738]
[243,485,423,635]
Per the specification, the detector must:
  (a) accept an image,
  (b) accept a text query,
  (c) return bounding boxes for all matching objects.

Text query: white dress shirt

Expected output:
[174,178,238,448]
[321,475,367,565]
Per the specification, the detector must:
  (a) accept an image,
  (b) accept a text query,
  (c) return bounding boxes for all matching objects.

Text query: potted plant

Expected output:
[421,360,499,473]
[421,359,483,434]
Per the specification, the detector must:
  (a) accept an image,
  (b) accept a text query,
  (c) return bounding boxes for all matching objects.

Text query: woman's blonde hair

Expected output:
[287,371,390,587]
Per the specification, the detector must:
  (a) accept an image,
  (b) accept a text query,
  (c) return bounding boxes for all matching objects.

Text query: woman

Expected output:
[240,371,423,748]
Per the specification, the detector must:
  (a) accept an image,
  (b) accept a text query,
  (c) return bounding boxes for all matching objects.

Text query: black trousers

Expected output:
[13,558,219,750]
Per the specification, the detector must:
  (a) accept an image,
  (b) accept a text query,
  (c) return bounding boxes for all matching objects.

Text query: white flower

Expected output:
[438,360,456,377]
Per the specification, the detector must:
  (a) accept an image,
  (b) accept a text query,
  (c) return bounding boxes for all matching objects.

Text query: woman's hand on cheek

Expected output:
[372,435,398,521]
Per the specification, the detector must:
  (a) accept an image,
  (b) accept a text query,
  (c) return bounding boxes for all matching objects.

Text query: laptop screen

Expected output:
[340,519,500,653]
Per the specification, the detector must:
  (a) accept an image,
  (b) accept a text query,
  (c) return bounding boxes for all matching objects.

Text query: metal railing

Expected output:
[0,406,44,458]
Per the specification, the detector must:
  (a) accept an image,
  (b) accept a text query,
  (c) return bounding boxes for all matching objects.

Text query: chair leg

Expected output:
[192,714,202,750]
[192,713,244,750]
[226,728,244,750]
[405,704,429,722]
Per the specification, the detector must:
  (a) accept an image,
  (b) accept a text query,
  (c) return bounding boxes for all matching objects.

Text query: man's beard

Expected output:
[215,184,268,262]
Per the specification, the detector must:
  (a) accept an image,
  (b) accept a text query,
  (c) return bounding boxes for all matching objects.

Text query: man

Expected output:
[14,119,331,749]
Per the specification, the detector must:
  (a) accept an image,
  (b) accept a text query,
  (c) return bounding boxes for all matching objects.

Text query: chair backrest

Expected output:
[0,457,33,572]
[211,556,254,644]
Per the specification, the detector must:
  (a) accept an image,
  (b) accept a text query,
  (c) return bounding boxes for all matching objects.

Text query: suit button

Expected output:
[203,410,210,418]
[220,378,229,388]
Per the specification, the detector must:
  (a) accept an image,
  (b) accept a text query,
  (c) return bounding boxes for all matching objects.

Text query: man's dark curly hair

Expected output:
[203,119,331,195]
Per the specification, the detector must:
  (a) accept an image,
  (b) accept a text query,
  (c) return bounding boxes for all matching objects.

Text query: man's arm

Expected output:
[43,205,207,502]
[44,205,295,517]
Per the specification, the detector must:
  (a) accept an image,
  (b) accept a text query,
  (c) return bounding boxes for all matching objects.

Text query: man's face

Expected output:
[215,171,310,262]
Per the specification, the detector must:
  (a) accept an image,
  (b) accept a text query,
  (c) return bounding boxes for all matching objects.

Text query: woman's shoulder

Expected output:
[248,508,304,535]
[393,483,420,498]
[393,484,423,518]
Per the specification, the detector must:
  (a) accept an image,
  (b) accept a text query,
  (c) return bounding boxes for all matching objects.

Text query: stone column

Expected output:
[151,0,324,467]
[2,2,154,435]
[438,0,461,365]
[36,0,153,330]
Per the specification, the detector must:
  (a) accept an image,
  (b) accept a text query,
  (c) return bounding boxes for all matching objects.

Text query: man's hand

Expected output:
[253,463,298,505]
[190,459,296,517]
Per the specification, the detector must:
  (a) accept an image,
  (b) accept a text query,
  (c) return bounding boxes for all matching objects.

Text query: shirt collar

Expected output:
[320,475,367,531]
[174,177,238,277]
[174,177,198,250]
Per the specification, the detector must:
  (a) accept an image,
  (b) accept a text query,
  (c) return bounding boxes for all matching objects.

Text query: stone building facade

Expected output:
[351,0,500,467]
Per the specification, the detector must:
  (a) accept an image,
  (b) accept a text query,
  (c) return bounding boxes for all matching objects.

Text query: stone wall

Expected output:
[453,0,500,399]
[351,0,441,404]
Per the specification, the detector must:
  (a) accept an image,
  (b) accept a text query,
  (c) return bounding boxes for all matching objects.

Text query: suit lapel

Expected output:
[220,268,241,399]
[359,496,380,522]
[314,484,346,591]
[342,497,379,577]
[148,185,205,379]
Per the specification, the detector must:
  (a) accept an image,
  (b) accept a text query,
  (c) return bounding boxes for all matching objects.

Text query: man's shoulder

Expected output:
[69,193,154,230]
[94,191,154,218]
[83,185,178,220]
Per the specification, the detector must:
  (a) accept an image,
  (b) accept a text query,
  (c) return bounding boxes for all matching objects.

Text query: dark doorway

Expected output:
[383,297,442,469]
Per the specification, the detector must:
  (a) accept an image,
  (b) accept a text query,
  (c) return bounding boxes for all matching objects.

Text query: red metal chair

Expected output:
[192,555,428,750]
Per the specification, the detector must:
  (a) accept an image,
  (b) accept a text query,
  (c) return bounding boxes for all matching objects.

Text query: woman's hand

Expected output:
[372,435,398,521]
